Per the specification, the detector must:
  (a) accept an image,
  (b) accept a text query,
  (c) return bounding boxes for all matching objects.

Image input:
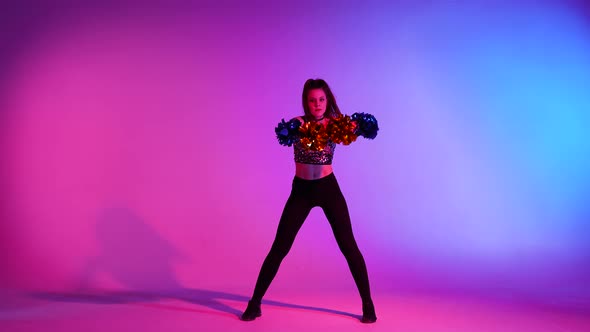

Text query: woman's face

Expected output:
[307,88,327,120]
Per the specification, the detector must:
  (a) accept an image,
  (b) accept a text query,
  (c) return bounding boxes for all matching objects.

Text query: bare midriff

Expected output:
[295,162,333,180]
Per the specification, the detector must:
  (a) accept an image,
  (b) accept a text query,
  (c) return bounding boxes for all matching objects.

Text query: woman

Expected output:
[241,79,378,323]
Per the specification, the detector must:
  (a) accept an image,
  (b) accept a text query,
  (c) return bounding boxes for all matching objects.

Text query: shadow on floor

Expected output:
[31,288,361,321]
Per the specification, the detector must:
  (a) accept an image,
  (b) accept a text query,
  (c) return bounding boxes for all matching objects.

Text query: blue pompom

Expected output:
[351,112,379,139]
[275,118,301,146]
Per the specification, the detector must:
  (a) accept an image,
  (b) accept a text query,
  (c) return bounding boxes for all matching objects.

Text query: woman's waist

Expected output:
[295,163,333,180]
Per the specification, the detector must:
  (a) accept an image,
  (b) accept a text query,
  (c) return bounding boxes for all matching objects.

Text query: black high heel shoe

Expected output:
[240,300,262,321]
[361,300,377,323]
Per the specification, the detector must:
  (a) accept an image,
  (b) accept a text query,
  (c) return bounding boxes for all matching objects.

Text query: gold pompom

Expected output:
[327,114,358,145]
[298,121,329,151]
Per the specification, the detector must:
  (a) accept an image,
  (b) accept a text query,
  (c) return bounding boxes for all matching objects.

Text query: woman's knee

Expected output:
[337,240,362,259]
[269,241,293,259]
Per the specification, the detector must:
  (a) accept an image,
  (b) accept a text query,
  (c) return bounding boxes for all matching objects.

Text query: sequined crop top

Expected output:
[294,140,336,165]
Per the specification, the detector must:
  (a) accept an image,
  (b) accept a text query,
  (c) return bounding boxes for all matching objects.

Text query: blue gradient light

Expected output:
[386,3,590,260]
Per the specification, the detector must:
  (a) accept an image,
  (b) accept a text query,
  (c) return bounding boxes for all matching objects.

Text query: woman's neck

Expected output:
[308,115,326,122]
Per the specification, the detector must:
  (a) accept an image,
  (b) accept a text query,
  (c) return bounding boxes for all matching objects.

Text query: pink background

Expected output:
[1,1,589,309]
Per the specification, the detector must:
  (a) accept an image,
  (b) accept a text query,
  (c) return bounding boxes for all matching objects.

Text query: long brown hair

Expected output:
[302,79,342,121]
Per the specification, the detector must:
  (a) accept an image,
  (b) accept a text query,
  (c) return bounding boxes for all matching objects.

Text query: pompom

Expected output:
[275,118,301,146]
[327,114,358,145]
[351,112,379,139]
[298,121,329,151]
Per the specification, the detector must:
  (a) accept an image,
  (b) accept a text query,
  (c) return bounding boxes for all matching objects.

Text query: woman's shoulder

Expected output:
[291,116,305,124]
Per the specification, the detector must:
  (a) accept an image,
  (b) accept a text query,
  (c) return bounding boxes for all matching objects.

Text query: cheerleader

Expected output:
[241,79,379,323]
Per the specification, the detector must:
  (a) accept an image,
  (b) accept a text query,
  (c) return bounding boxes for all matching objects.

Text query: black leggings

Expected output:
[250,172,372,303]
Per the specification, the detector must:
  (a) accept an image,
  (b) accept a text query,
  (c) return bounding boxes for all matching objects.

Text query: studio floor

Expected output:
[1,288,589,332]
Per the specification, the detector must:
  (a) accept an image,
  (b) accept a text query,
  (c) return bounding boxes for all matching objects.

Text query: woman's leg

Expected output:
[320,176,373,304]
[250,185,313,303]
